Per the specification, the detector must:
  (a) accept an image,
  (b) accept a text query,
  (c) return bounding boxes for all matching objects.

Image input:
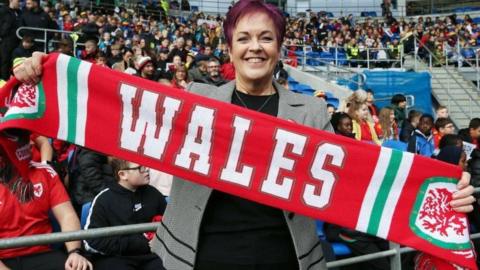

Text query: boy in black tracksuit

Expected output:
[84,158,167,270]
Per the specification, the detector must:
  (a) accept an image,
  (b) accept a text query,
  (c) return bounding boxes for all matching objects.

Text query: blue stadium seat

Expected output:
[320,52,334,63]
[293,83,315,93]
[336,52,348,65]
[326,98,339,109]
[316,220,352,257]
[81,202,92,229]
[287,77,298,84]
[473,17,480,24]
[190,5,199,11]
[382,140,407,151]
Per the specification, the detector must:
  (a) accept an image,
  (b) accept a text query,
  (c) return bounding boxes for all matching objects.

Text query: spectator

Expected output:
[57,38,73,56]
[0,0,21,80]
[20,0,56,51]
[107,44,122,67]
[435,105,449,119]
[346,39,361,67]
[11,35,35,63]
[326,104,336,117]
[347,90,380,145]
[168,37,188,62]
[390,94,407,127]
[80,39,98,63]
[436,145,467,170]
[171,64,189,89]
[136,56,156,81]
[458,118,480,149]
[438,134,463,150]
[68,147,115,214]
[84,158,167,270]
[400,109,422,142]
[188,54,208,82]
[407,114,435,157]
[387,38,403,66]
[375,107,399,142]
[112,48,134,73]
[155,48,171,80]
[181,0,190,11]
[330,112,354,138]
[433,117,455,151]
[201,57,229,86]
[220,54,236,80]
[0,130,92,270]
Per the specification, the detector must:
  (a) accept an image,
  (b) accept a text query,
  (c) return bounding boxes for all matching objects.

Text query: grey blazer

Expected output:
[151,80,333,270]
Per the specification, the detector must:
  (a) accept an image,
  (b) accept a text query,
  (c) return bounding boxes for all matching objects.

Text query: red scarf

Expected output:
[0,53,476,269]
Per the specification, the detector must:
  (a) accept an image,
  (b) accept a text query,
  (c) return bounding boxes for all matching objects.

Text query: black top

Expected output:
[196,89,298,264]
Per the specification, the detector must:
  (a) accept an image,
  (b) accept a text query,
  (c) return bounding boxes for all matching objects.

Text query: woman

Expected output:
[171,64,189,89]
[374,107,398,142]
[346,90,380,145]
[13,1,476,270]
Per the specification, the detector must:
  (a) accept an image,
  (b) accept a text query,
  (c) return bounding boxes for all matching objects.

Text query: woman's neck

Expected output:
[235,75,275,96]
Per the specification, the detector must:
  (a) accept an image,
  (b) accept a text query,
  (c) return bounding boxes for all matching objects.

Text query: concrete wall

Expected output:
[284,65,353,101]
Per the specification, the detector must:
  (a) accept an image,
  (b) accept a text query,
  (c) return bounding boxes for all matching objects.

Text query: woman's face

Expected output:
[175,67,186,80]
[228,12,279,84]
[356,103,369,120]
[389,110,395,123]
[337,117,353,136]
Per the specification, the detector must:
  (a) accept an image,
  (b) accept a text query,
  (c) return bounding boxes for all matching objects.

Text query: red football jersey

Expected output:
[0,163,70,259]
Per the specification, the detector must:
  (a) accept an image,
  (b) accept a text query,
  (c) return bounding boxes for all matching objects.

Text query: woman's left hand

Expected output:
[451,172,476,213]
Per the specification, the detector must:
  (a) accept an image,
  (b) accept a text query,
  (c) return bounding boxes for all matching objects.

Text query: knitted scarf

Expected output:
[0,53,476,269]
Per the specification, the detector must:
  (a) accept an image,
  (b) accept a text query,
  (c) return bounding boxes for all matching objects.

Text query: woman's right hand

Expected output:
[13,52,47,85]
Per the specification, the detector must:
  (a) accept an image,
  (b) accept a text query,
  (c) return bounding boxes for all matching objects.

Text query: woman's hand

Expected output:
[13,52,46,85]
[451,172,476,213]
[65,252,93,270]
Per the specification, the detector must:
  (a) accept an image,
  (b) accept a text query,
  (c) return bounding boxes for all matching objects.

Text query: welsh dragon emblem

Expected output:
[3,83,45,121]
[10,84,37,108]
[410,177,471,250]
[418,188,467,237]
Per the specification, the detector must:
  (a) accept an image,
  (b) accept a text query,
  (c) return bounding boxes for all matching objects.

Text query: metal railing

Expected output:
[282,45,366,90]
[1,222,480,269]
[282,43,405,70]
[283,5,406,17]
[413,36,479,122]
[15,26,84,55]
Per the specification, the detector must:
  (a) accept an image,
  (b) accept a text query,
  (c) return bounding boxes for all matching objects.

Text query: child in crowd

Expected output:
[84,157,166,270]
[400,110,422,143]
[407,114,435,157]
[433,117,455,152]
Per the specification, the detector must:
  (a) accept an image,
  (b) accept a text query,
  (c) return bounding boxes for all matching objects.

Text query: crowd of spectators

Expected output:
[0,0,480,269]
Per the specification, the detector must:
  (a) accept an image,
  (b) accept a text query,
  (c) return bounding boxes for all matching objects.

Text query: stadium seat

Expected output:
[382,140,408,151]
[326,98,340,109]
[81,202,92,229]
[473,17,480,24]
[292,83,315,94]
[316,220,352,257]
[190,6,199,11]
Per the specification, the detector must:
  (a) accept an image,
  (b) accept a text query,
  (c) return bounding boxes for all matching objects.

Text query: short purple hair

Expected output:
[224,0,286,50]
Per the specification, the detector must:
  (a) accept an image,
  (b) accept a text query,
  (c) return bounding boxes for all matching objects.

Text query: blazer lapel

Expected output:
[275,81,307,124]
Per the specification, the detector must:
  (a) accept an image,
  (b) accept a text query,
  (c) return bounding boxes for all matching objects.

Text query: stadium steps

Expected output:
[429,67,480,128]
